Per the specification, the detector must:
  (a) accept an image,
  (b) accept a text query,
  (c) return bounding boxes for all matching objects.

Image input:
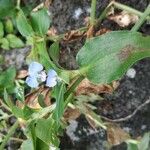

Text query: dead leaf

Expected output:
[112,81,120,90]
[76,78,113,96]
[16,70,28,79]
[95,28,111,36]
[108,11,139,27]
[64,108,80,121]
[107,123,130,146]
[63,30,85,42]
[85,115,97,129]
[25,87,51,109]
[44,0,52,8]
[86,25,94,38]
[47,26,58,36]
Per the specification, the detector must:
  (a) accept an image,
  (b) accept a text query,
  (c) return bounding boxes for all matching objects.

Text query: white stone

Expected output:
[73,8,83,19]
[126,68,136,78]
[66,120,80,141]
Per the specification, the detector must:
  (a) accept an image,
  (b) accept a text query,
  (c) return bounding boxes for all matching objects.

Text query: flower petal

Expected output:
[46,77,57,87]
[26,76,39,88]
[28,62,43,76]
[47,69,57,78]
[38,71,47,82]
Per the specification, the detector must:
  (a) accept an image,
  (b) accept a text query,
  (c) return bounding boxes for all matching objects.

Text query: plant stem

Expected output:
[90,0,97,25]
[98,1,113,22]
[16,0,21,9]
[0,120,19,150]
[0,99,11,112]
[64,76,84,100]
[0,133,24,143]
[131,4,150,31]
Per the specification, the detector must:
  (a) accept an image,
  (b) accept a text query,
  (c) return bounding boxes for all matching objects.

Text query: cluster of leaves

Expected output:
[0,0,150,150]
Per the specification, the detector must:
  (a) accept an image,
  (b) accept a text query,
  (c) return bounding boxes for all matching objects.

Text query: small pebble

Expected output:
[126,68,136,78]
[73,8,83,19]
[141,125,147,130]
[66,120,80,141]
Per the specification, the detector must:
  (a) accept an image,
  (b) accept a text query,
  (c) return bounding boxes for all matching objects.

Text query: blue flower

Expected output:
[46,69,58,87]
[26,62,46,88]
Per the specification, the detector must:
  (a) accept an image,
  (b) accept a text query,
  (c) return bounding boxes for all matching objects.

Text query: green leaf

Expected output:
[36,41,58,71]
[3,89,24,118]
[138,132,150,150]
[16,9,34,37]
[20,139,34,150]
[4,18,14,34]
[0,21,4,38]
[48,42,60,65]
[0,38,10,50]
[0,0,15,19]
[77,31,150,84]
[127,143,138,150]
[0,67,16,91]
[23,106,35,120]
[30,8,51,36]
[36,138,49,150]
[6,34,24,48]
[15,85,24,102]
[35,117,60,146]
[53,82,66,123]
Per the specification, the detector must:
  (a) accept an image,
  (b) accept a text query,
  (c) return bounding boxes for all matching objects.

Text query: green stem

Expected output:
[16,0,21,9]
[131,4,150,31]
[90,0,97,25]
[0,120,19,150]
[98,1,113,22]
[64,76,84,100]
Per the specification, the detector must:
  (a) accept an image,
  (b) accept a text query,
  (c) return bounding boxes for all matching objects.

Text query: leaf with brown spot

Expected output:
[107,123,130,146]
[77,31,150,84]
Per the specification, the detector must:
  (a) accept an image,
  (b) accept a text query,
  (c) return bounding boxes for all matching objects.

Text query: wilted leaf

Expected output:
[77,31,150,84]
[107,123,130,146]
[16,70,28,79]
[64,108,80,121]
[63,30,85,42]
[76,78,114,95]
[86,25,94,38]
[108,11,139,27]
